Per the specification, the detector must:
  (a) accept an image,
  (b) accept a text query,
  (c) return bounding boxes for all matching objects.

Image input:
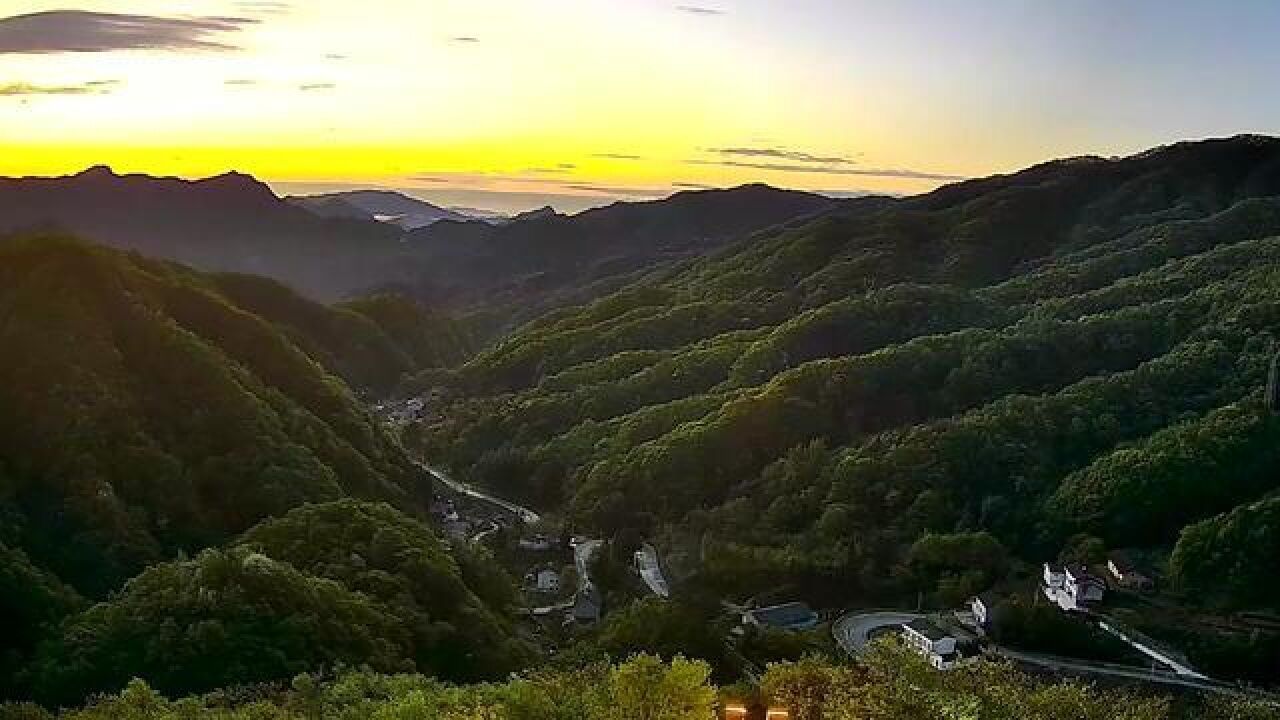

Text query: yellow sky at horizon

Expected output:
[0,0,999,208]
[4,1,1278,211]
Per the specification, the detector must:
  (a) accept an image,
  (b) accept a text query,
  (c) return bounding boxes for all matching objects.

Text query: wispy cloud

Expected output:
[593,152,644,161]
[298,82,336,91]
[672,182,717,190]
[689,158,966,182]
[224,78,257,86]
[525,163,578,174]
[676,5,725,15]
[0,11,257,54]
[324,53,347,60]
[562,183,667,198]
[0,79,118,96]
[409,171,661,199]
[450,36,480,43]
[707,146,855,165]
[235,1,291,15]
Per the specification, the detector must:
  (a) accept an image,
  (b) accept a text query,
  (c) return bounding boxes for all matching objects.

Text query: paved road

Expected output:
[418,461,541,524]
[1097,618,1207,679]
[470,521,499,545]
[832,611,923,656]
[832,610,1254,697]
[525,599,575,617]
[572,537,603,591]
[994,647,1238,693]
[635,543,670,598]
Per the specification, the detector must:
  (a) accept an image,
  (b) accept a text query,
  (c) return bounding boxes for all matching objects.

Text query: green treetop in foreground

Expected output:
[5,644,1274,720]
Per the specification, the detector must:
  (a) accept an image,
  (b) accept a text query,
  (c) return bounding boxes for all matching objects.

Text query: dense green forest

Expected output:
[414,136,1280,670]
[0,238,519,705]
[8,136,1280,712]
[4,646,1272,720]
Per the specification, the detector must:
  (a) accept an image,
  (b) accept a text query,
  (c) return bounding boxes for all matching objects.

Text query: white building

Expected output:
[1043,562,1065,590]
[1043,562,1105,611]
[528,567,560,594]
[1065,565,1105,605]
[900,619,958,670]
[970,591,1000,629]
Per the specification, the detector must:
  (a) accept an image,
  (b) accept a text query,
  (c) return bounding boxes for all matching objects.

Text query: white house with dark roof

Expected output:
[1044,561,1105,612]
[1065,565,1105,606]
[900,618,958,670]
[526,566,560,594]
[1043,562,1065,590]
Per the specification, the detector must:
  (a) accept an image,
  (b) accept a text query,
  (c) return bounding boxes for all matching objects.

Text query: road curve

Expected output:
[994,647,1240,694]
[832,611,923,656]
[635,543,671,598]
[832,610,1257,698]
[417,461,541,524]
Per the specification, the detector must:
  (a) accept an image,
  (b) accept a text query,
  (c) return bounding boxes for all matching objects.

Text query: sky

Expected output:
[3,1,1280,214]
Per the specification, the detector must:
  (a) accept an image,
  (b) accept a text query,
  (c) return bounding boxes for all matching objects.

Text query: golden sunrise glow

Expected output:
[4,0,1278,211]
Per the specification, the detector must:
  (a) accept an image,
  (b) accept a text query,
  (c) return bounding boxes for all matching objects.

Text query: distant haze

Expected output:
[269,180,673,216]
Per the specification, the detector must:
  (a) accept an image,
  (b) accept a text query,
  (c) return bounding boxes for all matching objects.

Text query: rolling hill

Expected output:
[413,137,1280,681]
[0,166,414,301]
[287,189,474,228]
[0,169,833,332]
[0,237,523,702]
[395,184,836,329]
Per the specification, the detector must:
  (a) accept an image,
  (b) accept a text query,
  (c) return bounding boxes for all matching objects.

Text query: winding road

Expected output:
[417,461,541,524]
[831,610,1256,697]
[832,611,924,656]
[635,543,671,598]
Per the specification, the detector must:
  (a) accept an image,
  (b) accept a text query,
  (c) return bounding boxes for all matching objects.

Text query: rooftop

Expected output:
[903,618,952,642]
[747,602,818,627]
[1066,564,1102,582]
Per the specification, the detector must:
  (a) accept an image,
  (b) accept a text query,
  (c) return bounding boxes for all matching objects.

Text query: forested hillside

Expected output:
[0,168,831,329]
[416,135,1280,626]
[0,238,524,704]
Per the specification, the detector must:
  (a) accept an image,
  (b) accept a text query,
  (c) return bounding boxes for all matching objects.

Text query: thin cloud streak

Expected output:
[676,5,725,15]
[562,183,666,197]
[689,158,966,182]
[298,82,336,91]
[593,153,644,160]
[525,163,578,174]
[235,1,291,15]
[0,11,257,54]
[0,80,118,96]
[708,146,854,164]
[408,171,670,200]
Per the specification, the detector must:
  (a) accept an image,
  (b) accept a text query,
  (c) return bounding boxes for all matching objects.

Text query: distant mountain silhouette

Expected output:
[0,168,832,318]
[395,183,836,330]
[288,189,473,229]
[0,166,410,300]
[504,205,557,224]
